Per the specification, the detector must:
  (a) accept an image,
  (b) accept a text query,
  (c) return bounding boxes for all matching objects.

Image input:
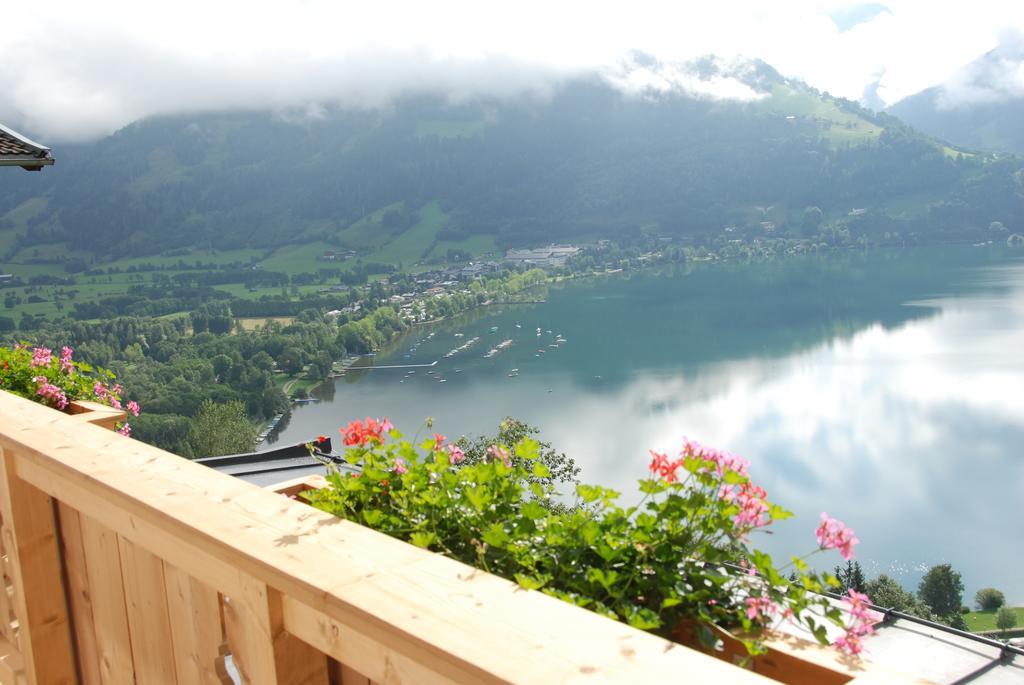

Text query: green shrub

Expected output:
[975,587,1005,611]
[996,607,1017,631]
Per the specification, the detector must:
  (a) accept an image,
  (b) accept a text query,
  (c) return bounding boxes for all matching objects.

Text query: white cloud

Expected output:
[1,0,1022,141]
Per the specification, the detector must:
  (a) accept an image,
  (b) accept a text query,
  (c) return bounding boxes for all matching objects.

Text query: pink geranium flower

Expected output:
[31,347,53,368]
[59,346,74,372]
[816,513,859,560]
[447,444,465,465]
[487,444,511,466]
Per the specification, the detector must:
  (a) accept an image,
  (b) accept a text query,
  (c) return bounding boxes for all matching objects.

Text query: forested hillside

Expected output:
[3,59,1021,268]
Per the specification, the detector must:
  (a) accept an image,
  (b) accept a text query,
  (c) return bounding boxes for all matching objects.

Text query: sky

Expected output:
[2,0,1023,142]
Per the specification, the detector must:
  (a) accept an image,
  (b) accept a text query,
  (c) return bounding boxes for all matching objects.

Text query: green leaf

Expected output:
[514,574,546,590]
[579,520,601,545]
[465,487,489,512]
[482,523,510,548]
[625,607,662,630]
[520,501,546,520]
[362,509,384,526]
[409,531,436,549]
[532,462,551,478]
[576,484,601,503]
[515,438,540,461]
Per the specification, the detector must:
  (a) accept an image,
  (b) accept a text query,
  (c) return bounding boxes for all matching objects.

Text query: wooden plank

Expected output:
[163,563,231,684]
[77,514,135,684]
[223,575,328,685]
[57,503,103,685]
[66,401,126,432]
[118,536,178,683]
[0,443,77,685]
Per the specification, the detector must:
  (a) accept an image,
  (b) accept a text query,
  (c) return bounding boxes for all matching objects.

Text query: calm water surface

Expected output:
[268,246,1024,603]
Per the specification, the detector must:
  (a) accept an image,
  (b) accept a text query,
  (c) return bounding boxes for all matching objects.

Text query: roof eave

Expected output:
[0,157,55,171]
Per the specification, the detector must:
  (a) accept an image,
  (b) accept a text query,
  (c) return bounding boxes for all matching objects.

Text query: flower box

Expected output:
[65,399,128,432]
[266,473,881,685]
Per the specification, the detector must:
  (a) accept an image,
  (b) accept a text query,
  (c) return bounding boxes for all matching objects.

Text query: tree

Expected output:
[975,588,1006,611]
[918,564,964,618]
[834,561,867,594]
[801,206,824,236]
[454,418,580,493]
[188,400,257,457]
[864,575,933,620]
[996,607,1017,631]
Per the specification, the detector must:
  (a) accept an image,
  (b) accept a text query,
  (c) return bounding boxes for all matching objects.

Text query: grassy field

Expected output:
[964,607,1024,633]
[236,316,295,331]
[757,84,883,145]
[336,202,405,249]
[104,247,266,269]
[431,232,499,259]
[258,241,337,273]
[364,201,447,266]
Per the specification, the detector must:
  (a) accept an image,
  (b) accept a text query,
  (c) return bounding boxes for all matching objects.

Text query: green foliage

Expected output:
[188,399,257,457]
[996,607,1018,631]
[863,575,934,620]
[917,564,964,618]
[132,413,194,457]
[305,420,862,656]
[975,587,1006,611]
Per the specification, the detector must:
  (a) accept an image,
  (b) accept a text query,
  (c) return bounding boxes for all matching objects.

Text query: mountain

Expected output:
[2,57,1022,272]
[887,36,1024,155]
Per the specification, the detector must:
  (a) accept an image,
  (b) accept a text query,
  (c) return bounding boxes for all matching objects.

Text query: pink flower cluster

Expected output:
[834,589,876,655]
[59,346,74,372]
[447,444,465,465]
[487,444,511,466]
[33,377,68,410]
[744,594,779,622]
[815,513,859,560]
[649,440,754,485]
[684,439,750,478]
[731,482,771,530]
[93,382,123,409]
[31,347,53,368]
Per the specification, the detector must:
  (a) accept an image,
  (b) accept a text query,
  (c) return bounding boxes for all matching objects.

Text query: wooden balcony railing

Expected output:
[0,390,910,684]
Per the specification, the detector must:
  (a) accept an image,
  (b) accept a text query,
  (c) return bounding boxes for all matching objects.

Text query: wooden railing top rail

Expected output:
[0,390,774,684]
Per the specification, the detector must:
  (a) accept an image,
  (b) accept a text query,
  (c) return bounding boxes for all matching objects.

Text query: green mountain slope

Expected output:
[2,59,1021,270]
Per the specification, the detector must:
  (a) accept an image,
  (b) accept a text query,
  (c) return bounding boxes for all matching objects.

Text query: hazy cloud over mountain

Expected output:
[938,30,1024,108]
[2,0,1022,141]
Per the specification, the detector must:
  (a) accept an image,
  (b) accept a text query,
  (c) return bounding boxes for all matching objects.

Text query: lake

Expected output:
[266,246,1024,604]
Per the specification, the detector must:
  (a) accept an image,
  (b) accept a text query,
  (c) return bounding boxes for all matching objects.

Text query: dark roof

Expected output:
[0,124,54,171]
